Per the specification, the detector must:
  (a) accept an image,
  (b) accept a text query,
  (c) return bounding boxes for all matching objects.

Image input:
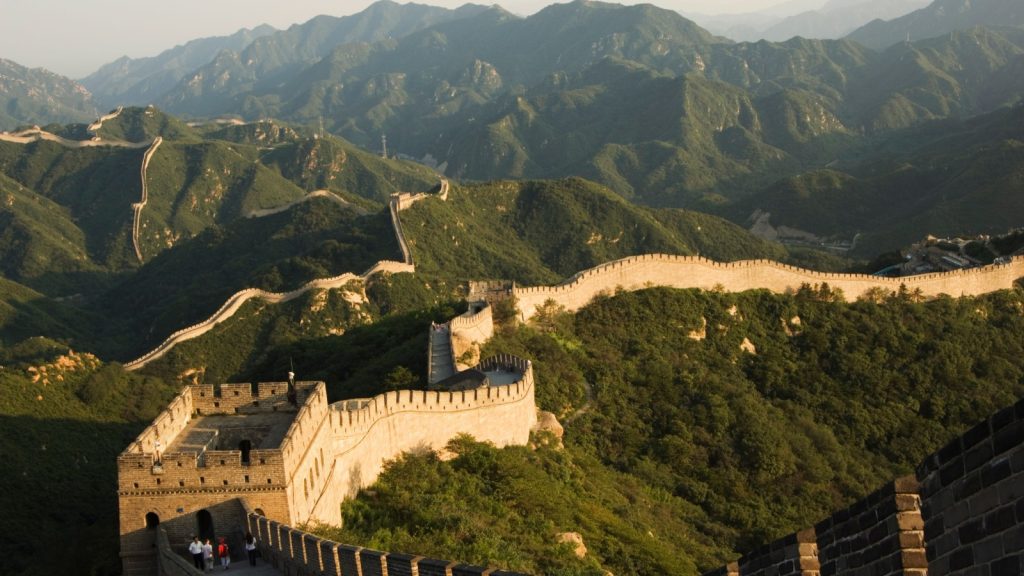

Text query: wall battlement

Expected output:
[120,355,537,575]
[513,254,1024,320]
[703,396,1024,576]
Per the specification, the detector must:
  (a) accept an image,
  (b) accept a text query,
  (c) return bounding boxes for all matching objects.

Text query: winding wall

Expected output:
[244,189,366,218]
[131,136,163,263]
[513,254,1024,320]
[124,260,413,370]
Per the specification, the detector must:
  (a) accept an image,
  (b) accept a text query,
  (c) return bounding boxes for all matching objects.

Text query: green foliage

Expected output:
[0,357,177,576]
[401,178,788,284]
[333,286,1024,574]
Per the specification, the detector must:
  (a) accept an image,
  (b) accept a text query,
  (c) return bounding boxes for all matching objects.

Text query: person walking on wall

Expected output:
[203,538,214,571]
[245,532,258,566]
[218,537,230,570]
[189,536,204,570]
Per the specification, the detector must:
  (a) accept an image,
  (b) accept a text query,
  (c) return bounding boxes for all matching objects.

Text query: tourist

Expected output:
[217,537,230,570]
[188,536,203,570]
[203,538,214,571]
[245,532,258,566]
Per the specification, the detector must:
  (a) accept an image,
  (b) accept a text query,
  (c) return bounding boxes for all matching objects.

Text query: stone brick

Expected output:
[964,420,993,450]
[961,517,988,544]
[897,512,925,531]
[360,549,387,576]
[990,555,1021,576]
[1004,524,1024,555]
[982,459,1014,488]
[337,544,362,576]
[386,553,420,576]
[417,557,453,576]
[951,547,976,571]
[899,531,925,549]
[958,471,986,500]
[966,442,996,474]
[971,488,1004,516]
[925,516,945,541]
[896,494,920,512]
[900,549,928,569]
[975,535,1006,564]
[994,421,1024,456]
[941,459,967,487]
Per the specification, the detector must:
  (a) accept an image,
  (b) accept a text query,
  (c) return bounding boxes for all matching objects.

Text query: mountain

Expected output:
[398,177,789,285]
[694,0,928,42]
[760,0,930,42]
[847,0,1024,50]
[80,25,278,110]
[123,0,1020,220]
[158,1,491,118]
[733,102,1024,255]
[0,107,439,359]
[0,58,98,129]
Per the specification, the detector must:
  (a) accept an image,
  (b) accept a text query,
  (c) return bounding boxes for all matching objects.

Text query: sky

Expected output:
[0,0,797,79]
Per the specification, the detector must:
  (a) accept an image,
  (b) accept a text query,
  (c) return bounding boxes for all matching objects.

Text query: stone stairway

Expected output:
[428,324,455,384]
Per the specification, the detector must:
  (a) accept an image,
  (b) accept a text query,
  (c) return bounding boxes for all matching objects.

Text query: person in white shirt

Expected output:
[188,536,204,569]
[203,539,214,571]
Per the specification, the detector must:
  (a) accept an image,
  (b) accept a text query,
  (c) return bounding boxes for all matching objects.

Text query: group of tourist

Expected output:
[189,533,259,571]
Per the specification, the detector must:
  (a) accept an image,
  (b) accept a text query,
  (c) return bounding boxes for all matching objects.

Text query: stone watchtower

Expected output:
[117,380,328,576]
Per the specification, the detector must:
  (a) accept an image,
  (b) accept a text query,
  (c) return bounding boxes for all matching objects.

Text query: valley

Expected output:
[1,0,1023,575]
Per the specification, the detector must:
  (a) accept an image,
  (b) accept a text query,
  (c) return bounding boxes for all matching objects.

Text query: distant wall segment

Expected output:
[513,254,1024,320]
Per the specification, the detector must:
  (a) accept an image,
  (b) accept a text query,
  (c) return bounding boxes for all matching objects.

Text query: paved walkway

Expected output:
[428,325,455,384]
[205,557,280,575]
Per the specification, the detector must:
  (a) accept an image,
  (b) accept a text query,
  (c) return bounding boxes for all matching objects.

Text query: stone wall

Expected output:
[248,511,527,576]
[702,396,1024,576]
[307,356,537,525]
[916,398,1024,575]
[514,254,1024,320]
[125,260,412,370]
[450,302,494,370]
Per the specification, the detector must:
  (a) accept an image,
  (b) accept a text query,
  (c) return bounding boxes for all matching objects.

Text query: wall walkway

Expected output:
[131,136,163,262]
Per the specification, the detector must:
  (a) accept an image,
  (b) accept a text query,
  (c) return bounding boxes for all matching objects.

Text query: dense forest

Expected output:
[316,285,1024,575]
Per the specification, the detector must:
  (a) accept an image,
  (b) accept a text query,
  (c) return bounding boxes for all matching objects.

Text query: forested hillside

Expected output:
[317,285,1024,575]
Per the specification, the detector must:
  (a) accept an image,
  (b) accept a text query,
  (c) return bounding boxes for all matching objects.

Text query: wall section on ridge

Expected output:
[514,254,1024,320]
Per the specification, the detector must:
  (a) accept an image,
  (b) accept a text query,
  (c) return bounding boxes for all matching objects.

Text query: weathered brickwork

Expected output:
[916,398,1024,576]
[703,397,1024,576]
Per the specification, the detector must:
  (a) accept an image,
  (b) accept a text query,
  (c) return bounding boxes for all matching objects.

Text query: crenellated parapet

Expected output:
[702,395,1024,576]
[514,254,1024,320]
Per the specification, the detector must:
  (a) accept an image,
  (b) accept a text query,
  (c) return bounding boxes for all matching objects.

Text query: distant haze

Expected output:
[1,0,804,79]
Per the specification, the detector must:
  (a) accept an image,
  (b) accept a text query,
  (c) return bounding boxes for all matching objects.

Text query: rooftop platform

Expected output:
[167,411,295,454]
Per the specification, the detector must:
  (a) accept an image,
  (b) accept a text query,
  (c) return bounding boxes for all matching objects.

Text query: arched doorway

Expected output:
[145,512,160,529]
[254,508,265,517]
[196,509,215,543]
[239,440,252,464]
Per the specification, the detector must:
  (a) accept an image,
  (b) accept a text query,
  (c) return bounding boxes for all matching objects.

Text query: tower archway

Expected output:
[239,439,252,464]
[145,512,160,529]
[196,509,215,542]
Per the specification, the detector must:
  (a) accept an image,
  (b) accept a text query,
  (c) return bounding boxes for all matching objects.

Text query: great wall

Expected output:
[132,136,163,262]
[512,253,1024,321]
[107,139,1024,575]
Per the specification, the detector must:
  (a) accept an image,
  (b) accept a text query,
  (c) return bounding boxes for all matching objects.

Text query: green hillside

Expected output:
[0,340,177,576]
[734,102,1024,255]
[399,178,788,285]
[846,0,1024,51]
[318,285,1024,575]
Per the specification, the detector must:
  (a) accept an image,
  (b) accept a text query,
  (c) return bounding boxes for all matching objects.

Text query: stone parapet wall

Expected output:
[916,398,1024,575]
[702,397,1024,576]
[307,358,536,525]
[125,260,412,370]
[249,512,528,576]
[514,254,1024,320]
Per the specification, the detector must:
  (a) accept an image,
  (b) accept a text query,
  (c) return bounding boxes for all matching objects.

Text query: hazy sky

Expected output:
[0,0,792,79]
